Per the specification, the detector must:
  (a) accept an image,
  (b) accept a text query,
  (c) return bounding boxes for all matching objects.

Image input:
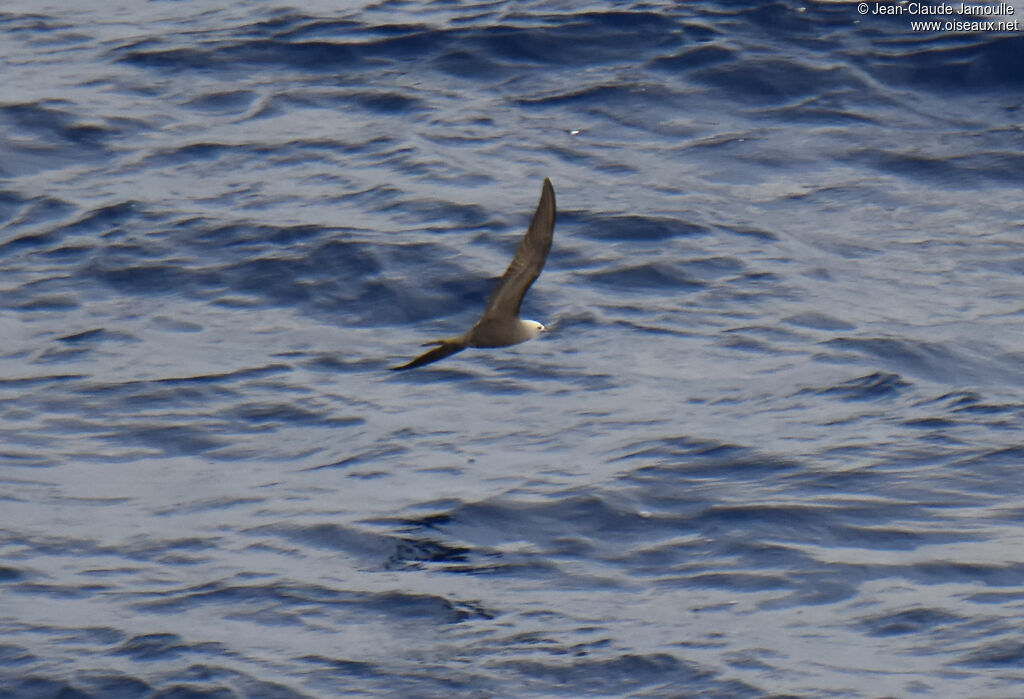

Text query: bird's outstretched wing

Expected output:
[391,340,465,371]
[479,178,555,322]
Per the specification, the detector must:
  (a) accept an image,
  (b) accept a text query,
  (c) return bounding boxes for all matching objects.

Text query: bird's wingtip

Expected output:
[541,177,555,206]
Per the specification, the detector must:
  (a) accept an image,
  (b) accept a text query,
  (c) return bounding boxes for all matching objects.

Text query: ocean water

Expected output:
[3,0,1024,696]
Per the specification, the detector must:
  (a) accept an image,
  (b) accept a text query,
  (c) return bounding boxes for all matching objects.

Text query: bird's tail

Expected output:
[391,339,466,371]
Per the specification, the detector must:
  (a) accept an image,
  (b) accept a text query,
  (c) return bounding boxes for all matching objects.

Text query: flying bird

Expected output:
[392,177,556,371]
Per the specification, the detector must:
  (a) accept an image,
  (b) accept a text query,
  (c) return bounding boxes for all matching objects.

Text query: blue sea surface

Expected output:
[3,0,1024,696]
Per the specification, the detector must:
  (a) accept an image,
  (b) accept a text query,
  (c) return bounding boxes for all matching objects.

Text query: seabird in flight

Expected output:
[392,177,556,371]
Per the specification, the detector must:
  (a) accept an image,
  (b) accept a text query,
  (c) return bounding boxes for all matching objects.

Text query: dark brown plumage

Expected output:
[392,178,556,371]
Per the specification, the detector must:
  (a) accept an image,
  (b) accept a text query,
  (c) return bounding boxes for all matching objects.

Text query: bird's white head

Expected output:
[520,319,545,341]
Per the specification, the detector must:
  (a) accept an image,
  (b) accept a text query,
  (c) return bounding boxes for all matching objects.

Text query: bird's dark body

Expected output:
[392,178,556,371]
